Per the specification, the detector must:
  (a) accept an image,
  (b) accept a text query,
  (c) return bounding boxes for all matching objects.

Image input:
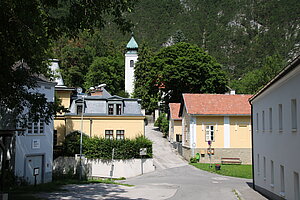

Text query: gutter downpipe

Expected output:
[251,103,255,190]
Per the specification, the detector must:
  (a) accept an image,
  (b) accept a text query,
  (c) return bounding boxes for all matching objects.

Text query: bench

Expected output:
[221,157,242,165]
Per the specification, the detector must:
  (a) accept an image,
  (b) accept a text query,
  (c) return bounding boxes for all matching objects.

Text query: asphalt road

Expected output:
[39,124,267,200]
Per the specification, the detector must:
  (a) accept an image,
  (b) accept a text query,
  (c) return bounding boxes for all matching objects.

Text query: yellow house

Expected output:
[54,86,145,146]
[168,103,182,143]
[179,93,252,164]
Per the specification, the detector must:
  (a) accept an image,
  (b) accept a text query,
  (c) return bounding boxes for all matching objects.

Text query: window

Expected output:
[262,111,265,131]
[27,120,45,134]
[116,130,125,140]
[269,108,273,131]
[280,165,285,196]
[77,105,83,115]
[279,104,283,131]
[27,122,33,134]
[108,104,114,115]
[292,99,297,130]
[205,125,214,141]
[257,154,260,175]
[39,120,44,134]
[294,172,300,200]
[263,156,266,180]
[256,113,259,131]
[116,104,122,115]
[53,130,58,146]
[105,130,113,139]
[130,60,134,68]
[271,160,274,186]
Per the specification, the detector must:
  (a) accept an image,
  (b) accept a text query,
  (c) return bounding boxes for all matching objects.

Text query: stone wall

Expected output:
[182,147,252,164]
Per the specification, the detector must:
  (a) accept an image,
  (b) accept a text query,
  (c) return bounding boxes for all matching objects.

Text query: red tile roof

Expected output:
[169,103,182,120]
[183,94,252,115]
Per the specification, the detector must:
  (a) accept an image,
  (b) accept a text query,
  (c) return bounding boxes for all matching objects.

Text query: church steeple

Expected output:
[125,34,138,96]
[126,33,138,53]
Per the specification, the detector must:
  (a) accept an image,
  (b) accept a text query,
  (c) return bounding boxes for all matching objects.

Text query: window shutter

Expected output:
[205,126,210,141]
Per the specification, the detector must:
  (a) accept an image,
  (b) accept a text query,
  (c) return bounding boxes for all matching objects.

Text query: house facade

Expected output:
[14,77,56,184]
[180,94,252,164]
[250,55,300,200]
[54,86,145,145]
[168,103,182,143]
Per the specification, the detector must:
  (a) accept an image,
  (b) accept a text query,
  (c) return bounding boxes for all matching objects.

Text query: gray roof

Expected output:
[67,89,143,116]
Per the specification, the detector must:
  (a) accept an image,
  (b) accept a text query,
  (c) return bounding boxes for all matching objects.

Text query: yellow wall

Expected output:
[196,116,224,149]
[174,120,182,137]
[54,118,66,145]
[229,116,251,148]
[192,115,251,149]
[64,116,145,139]
[56,90,72,110]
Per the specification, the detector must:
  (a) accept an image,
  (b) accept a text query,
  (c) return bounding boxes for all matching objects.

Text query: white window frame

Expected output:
[205,125,214,142]
[105,130,114,139]
[116,130,125,140]
[279,104,283,131]
[27,119,45,135]
[291,99,297,130]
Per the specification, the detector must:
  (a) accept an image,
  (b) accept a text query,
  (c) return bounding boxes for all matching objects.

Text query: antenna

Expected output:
[76,87,82,94]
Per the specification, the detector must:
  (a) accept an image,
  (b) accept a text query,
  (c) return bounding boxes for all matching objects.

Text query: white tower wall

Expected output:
[125,52,138,96]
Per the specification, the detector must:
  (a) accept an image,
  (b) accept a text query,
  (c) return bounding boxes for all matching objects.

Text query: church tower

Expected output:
[125,35,138,96]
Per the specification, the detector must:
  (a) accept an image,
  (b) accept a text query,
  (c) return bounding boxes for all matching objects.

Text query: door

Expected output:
[25,155,44,185]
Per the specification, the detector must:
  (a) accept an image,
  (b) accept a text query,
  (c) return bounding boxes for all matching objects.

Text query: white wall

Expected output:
[125,52,138,96]
[14,81,55,184]
[53,157,155,178]
[252,65,300,200]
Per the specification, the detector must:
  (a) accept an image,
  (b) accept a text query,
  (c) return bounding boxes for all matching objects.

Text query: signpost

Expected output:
[140,148,147,174]
[33,167,39,186]
[208,141,212,168]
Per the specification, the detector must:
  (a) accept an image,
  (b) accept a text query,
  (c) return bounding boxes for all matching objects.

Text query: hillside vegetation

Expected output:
[53,0,300,95]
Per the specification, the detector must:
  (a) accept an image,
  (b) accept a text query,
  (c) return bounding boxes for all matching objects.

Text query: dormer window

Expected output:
[108,103,122,115]
[77,105,83,115]
[108,104,114,115]
[116,104,122,115]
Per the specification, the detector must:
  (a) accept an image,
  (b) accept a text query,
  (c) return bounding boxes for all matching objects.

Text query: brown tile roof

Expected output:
[169,103,182,120]
[183,94,252,115]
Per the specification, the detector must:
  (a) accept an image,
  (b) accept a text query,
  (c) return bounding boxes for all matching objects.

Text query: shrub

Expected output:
[62,131,89,156]
[154,113,169,136]
[63,133,153,159]
[190,157,198,163]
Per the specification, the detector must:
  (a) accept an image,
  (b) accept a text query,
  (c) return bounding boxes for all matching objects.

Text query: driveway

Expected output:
[39,124,266,200]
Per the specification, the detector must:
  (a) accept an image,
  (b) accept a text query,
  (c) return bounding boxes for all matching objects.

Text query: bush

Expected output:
[62,131,89,156]
[63,133,153,159]
[190,157,198,163]
[154,113,169,136]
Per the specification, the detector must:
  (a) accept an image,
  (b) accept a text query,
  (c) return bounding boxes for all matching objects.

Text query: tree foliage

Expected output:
[0,0,135,124]
[85,55,125,95]
[230,54,286,94]
[134,42,228,111]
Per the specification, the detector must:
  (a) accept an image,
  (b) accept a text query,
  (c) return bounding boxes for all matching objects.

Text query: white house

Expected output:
[250,55,300,200]
[14,76,56,184]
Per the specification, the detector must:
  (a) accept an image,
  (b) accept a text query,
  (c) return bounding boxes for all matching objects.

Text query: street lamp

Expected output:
[76,87,85,180]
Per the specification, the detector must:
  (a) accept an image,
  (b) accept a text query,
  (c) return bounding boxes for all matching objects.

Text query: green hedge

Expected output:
[63,132,153,159]
[154,113,169,135]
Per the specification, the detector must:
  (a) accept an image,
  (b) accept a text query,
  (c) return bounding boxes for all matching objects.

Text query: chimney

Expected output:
[230,90,236,95]
[90,84,106,96]
[91,88,103,96]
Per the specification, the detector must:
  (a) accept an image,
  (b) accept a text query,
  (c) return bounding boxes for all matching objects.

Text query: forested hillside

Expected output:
[53,0,300,94]
[101,0,300,76]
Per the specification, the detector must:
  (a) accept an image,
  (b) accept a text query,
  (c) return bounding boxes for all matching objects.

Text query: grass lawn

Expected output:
[8,178,133,200]
[190,163,252,179]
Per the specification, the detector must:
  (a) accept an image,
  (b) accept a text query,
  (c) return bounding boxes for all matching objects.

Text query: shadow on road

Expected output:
[38,183,147,200]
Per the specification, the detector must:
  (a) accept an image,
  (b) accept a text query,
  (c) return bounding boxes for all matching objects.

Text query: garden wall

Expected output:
[53,157,155,178]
